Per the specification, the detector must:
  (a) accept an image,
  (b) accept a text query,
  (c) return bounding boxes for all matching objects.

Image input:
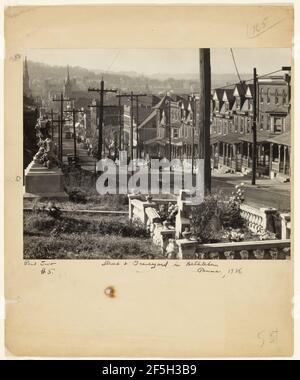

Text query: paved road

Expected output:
[62,138,97,172]
[212,175,291,211]
[59,140,291,211]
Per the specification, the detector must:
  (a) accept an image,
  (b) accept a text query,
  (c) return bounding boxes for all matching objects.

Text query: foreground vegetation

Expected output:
[24,212,164,260]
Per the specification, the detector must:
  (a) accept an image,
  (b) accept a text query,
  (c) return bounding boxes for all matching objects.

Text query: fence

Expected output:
[128,192,291,259]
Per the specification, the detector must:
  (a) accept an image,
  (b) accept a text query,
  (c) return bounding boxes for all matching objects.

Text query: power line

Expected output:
[106,50,120,72]
[230,48,243,84]
[211,68,284,92]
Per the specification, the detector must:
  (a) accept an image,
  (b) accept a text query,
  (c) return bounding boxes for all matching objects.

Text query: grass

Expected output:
[24,234,164,260]
[23,212,164,260]
[24,194,129,212]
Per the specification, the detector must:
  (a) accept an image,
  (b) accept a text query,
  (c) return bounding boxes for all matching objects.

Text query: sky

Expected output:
[26,48,291,77]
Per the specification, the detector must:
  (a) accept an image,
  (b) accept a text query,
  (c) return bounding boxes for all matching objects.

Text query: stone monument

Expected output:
[175,189,193,238]
[24,137,68,199]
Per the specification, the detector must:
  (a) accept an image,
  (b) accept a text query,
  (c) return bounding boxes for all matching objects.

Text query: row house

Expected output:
[210,75,291,181]
[122,95,160,157]
[141,94,199,160]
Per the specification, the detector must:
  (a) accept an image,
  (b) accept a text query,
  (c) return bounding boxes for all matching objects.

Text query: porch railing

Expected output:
[271,161,284,173]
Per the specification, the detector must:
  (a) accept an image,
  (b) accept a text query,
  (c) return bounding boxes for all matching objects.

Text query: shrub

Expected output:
[67,188,87,203]
[190,192,244,243]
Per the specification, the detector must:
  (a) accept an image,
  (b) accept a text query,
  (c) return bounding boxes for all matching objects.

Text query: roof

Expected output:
[240,98,252,113]
[245,84,254,98]
[144,137,168,146]
[239,130,275,144]
[210,133,241,144]
[144,135,195,147]
[267,132,291,147]
[153,94,168,110]
[264,109,288,115]
[170,137,193,146]
[233,82,247,97]
[210,131,291,146]
[213,89,224,102]
[138,109,157,129]
[222,89,235,103]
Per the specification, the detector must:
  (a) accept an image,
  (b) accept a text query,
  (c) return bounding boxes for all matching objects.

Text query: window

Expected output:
[215,101,219,112]
[184,126,188,138]
[282,90,287,105]
[267,115,270,131]
[248,100,253,111]
[267,88,271,104]
[223,122,228,135]
[274,117,283,133]
[260,88,264,103]
[173,128,179,138]
[234,116,238,133]
[240,118,244,134]
[236,98,240,110]
[260,114,264,130]
[247,118,251,133]
[225,102,229,112]
[275,90,279,105]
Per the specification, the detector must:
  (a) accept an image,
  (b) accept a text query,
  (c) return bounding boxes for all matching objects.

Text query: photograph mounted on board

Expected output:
[23,48,291,261]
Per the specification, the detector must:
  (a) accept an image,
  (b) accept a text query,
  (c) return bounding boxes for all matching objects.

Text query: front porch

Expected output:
[268,133,291,182]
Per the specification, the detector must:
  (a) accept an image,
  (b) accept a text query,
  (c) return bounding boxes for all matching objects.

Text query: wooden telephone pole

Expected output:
[165,98,172,163]
[50,109,59,140]
[198,48,211,194]
[64,108,85,159]
[135,94,147,158]
[116,92,147,159]
[252,68,258,185]
[88,78,117,160]
[117,93,124,151]
[52,93,73,162]
[189,95,197,176]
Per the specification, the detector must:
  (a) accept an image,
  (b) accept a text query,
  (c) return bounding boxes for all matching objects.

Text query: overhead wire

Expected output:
[211,68,284,92]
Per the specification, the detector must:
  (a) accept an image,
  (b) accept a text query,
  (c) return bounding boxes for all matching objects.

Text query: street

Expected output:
[212,172,291,212]
[60,135,290,212]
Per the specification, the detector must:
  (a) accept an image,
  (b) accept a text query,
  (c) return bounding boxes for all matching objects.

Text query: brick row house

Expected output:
[140,94,199,160]
[210,74,291,181]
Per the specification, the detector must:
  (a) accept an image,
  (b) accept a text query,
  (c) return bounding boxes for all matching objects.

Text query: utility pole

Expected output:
[52,92,74,163]
[49,111,61,159]
[130,92,134,160]
[189,95,197,176]
[50,109,59,141]
[118,93,123,151]
[88,78,117,160]
[252,67,257,185]
[199,48,211,194]
[117,92,147,159]
[51,109,54,140]
[166,99,172,163]
[88,103,119,158]
[64,107,85,159]
[135,94,147,158]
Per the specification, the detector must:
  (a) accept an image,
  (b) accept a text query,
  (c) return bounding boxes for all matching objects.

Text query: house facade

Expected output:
[141,94,199,160]
[210,75,291,181]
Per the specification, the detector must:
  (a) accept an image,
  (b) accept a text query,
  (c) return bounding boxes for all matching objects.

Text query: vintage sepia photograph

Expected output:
[23,48,291,260]
[5,4,295,359]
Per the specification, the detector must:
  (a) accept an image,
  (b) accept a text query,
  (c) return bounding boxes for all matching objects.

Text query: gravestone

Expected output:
[24,138,68,199]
